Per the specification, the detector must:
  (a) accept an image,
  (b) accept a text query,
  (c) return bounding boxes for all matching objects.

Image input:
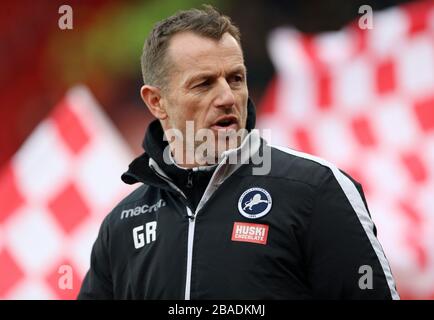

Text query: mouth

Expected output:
[210,116,239,130]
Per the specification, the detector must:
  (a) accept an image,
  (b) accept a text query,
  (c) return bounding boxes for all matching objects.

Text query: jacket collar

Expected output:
[194,129,262,212]
[121,98,259,192]
[145,129,262,214]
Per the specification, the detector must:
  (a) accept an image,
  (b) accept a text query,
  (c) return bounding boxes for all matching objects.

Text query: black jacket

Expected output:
[78,101,399,300]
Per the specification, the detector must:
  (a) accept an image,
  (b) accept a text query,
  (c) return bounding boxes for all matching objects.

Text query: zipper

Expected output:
[149,160,197,299]
[147,132,257,300]
[150,157,228,300]
[186,169,193,188]
[149,160,194,299]
[184,206,195,300]
[183,157,231,300]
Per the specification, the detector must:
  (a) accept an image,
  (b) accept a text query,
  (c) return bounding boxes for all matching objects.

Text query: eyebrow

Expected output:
[185,66,247,86]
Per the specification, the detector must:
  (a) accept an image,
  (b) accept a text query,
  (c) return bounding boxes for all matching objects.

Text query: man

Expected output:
[78,6,399,300]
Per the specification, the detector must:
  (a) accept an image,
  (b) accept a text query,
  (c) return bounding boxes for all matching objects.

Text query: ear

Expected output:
[140,85,168,120]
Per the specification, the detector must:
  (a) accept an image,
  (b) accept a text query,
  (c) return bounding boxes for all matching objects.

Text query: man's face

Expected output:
[160,31,248,163]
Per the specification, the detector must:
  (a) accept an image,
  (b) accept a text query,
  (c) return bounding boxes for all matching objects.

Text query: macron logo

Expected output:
[120,199,166,220]
[231,222,269,245]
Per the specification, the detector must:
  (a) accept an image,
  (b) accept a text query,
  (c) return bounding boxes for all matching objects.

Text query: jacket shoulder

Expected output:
[267,145,337,188]
[105,184,151,223]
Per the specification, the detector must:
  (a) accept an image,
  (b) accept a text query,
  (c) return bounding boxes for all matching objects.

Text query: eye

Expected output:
[194,79,211,88]
[230,74,244,83]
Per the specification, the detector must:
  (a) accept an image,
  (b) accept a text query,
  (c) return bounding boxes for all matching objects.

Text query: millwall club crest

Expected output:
[238,187,272,219]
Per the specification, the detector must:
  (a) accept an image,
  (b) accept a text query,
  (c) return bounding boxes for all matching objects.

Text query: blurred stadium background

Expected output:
[0,0,433,299]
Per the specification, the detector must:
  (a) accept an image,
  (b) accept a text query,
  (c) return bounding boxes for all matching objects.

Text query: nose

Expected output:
[213,78,235,109]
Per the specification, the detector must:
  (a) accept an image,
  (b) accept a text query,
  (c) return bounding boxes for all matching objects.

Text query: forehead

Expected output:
[167,32,245,80]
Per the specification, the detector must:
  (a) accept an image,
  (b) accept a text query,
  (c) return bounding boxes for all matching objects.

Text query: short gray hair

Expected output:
[141,5,242,90]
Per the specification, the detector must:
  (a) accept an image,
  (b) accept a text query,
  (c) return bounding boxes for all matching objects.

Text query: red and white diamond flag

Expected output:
[258,0,434,299]
[0,86,134,299]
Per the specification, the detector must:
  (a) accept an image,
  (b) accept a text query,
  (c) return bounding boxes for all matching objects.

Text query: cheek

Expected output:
[237,91,248,117]
[166,93,186,117]
[170,97,203,128]
[163,98,183,129]
[184,97,207,121]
